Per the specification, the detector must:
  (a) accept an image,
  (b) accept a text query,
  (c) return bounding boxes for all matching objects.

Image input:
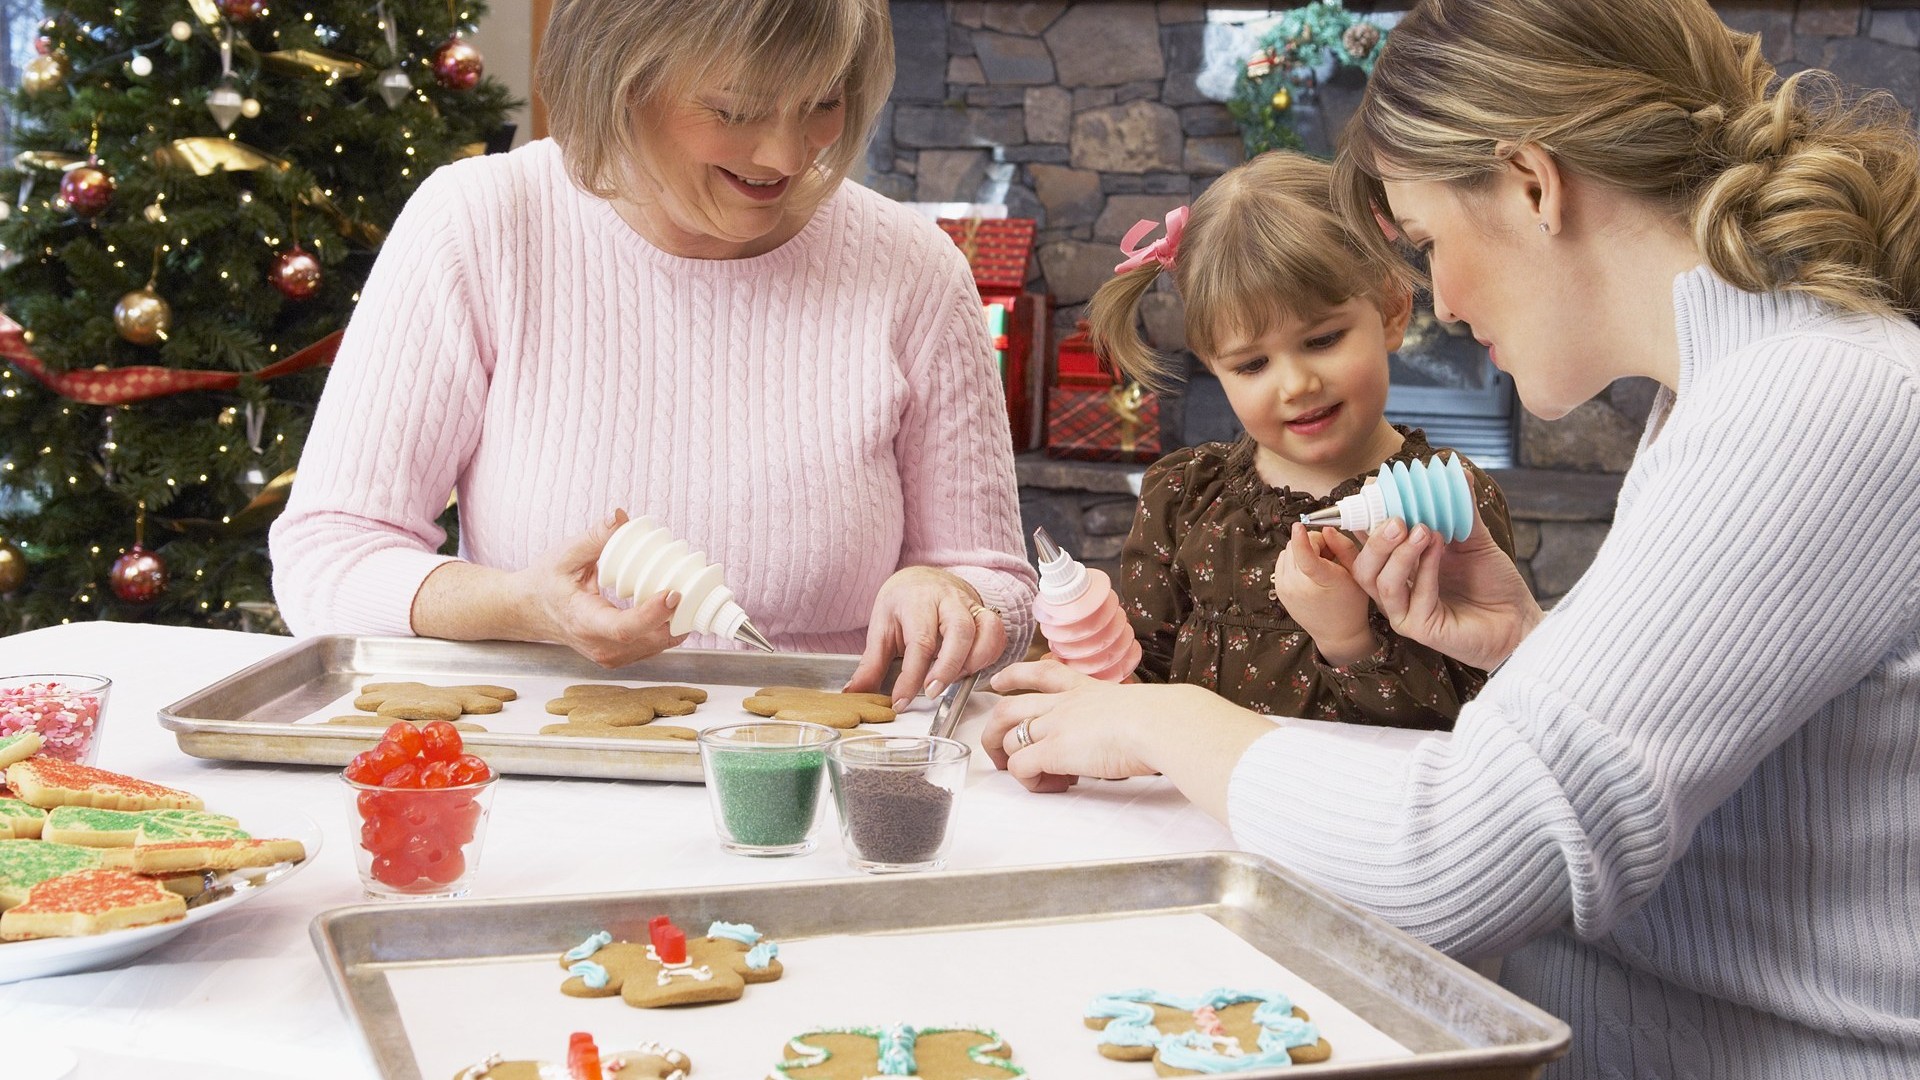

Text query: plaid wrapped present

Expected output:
[1046,381,1162,464]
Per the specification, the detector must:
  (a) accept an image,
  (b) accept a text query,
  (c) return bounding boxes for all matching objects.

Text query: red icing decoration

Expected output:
[658,926,687,965]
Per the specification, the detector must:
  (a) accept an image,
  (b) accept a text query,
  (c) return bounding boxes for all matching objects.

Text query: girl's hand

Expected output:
[1272,523,1375,666]
[846,566,1008,710]
[1331,506,1542,671]
[514,509,688,667]
[984,660,1165,792]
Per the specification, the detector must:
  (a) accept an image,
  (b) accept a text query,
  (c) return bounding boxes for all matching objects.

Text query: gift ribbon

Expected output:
[1108,382,1147,454]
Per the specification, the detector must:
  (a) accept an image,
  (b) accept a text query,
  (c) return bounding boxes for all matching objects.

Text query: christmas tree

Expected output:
[0,0,512,631]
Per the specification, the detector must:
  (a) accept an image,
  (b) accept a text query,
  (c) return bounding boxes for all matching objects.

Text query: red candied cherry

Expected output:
[398,796,434,830]
[370,852,418,888]
[365,740,411,778]
[360,814,407,855]
[381,721,425,759]
[344,752,381,785]
[419,846,466,886]
[356,789,391,819]
[450,754,491,785]
[419,760,455,789]
[443,797,483,844]
[419,720,464,763]
[381,762,422,790]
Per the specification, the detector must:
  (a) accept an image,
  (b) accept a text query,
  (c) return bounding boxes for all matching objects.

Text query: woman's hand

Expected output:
[983,660,1160,792]
[1326,505,1542,672]
[1272,523,1376,667]
[845,566,1008,710]
[513,510,687,667]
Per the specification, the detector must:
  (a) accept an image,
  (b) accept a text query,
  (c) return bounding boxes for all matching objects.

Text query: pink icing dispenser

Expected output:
[1031,527,1141,682]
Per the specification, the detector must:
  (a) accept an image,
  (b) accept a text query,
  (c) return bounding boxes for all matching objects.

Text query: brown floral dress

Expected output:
[1120,427,1515,730]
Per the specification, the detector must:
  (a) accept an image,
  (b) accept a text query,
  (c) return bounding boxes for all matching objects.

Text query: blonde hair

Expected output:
[1334,0,1920,318]
[1088,152,1415,393]
[537,0,893,213]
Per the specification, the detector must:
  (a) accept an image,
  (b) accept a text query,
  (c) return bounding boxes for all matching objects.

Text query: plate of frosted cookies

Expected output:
[0,730,318,984]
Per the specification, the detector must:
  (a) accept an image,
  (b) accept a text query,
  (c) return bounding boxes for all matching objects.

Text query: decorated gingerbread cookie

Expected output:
[43,806,247,847]
[355,682,517,722]
[744,687,895,729]
[1085,988,1331,1075]
[546,684,707,726]
[0,868,187,940]
[453,1032,691,1080]
[775,1025,1022,1079]
[5,757,203,811]
[558,918,781,1008]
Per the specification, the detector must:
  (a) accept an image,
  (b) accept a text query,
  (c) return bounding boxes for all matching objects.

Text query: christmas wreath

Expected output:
[1227,1,1388,158]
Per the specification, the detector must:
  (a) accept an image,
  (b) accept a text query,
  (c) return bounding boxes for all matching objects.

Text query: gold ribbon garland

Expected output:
[152,138,386,247]
[1107,382,1148,454]
[14,150,86,173]
[260,48,371,80]
[185,0,220,25]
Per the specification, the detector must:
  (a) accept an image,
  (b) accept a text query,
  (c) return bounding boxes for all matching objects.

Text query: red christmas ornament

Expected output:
[34,35,51,55]
[270,246,322,301]
[60,165,114,217]
[431,36,484,91]
[217,0,266,23]
[109,545,168,604]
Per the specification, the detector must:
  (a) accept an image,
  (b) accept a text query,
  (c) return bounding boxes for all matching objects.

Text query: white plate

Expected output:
[0,798,322,984]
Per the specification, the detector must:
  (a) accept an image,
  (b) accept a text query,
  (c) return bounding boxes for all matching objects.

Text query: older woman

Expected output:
[271,0,1035,706]
[985,0,1920,1075]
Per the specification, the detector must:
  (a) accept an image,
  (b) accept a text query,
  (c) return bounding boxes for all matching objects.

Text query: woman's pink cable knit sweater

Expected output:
[270,139,1036,659]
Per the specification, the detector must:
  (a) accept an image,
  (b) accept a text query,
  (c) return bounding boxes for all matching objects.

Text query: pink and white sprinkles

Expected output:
[0,681,103,762]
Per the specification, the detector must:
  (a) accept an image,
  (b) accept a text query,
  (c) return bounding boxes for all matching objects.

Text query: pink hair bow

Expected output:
[1114,206,1189,274]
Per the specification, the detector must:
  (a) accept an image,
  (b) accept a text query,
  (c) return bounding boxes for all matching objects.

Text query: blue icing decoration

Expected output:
[745,940,779,970]
[1156,1031,1303,1073]
[1086,987,1320,1066]
[875,1024,917,1076]
[568,960,609,990]
[563,930,611,962]
[706,920,761,946]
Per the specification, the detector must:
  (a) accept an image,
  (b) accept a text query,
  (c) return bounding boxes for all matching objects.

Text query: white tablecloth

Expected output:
[0,622,1241,1079]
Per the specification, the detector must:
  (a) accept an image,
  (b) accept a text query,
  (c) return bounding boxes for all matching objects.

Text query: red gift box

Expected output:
[938,217,1045,451]
[1046,381,1163,465]
[1054,322,1111,387]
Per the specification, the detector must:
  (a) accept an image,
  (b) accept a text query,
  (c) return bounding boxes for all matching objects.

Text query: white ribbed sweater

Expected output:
[270,140,1036,656]
[1230,267,1920,1078]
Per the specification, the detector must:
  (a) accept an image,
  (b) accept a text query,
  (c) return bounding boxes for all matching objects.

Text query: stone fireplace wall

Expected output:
[873,1,1920,602]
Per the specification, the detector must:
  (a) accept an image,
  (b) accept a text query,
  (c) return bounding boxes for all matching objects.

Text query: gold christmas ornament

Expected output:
[114,287,172,345]
[240,98,262,119]
[0,539,25,594]
[1270,87,1292,112]
[22,53,67,95]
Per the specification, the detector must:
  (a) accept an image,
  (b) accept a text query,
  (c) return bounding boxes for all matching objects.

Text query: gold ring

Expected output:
[1010,718,1033,750]
[968,603,1001,620]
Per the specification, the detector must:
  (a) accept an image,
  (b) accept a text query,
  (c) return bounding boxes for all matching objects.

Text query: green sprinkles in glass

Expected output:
[699,720,838,857]
[710,748,827,846]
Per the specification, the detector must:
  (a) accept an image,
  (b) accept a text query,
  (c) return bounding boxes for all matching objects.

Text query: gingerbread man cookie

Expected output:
[538,722,697,741]
[1085,987,1331,1075]
[454,1032,691,1080]
[775,1025,1022,1079]
[557,918,781,1008]
[354,682,517,722]
[546,684,706,727]
[744,687,895,729]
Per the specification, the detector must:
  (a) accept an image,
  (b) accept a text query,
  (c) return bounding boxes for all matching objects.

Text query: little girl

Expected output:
[1087,152,1514,729]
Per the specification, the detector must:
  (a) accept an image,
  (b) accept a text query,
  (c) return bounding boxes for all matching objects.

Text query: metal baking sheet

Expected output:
[312,852,1568,1079]
[158,635,970,783]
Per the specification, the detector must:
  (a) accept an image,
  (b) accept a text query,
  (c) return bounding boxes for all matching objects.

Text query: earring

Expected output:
[1539,222,1550,234]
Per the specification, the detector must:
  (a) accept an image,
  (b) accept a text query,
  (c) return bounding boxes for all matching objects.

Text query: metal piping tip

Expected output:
[734,620,777,653]
[1032,526,1063,563]
[1299,507,1344,526]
